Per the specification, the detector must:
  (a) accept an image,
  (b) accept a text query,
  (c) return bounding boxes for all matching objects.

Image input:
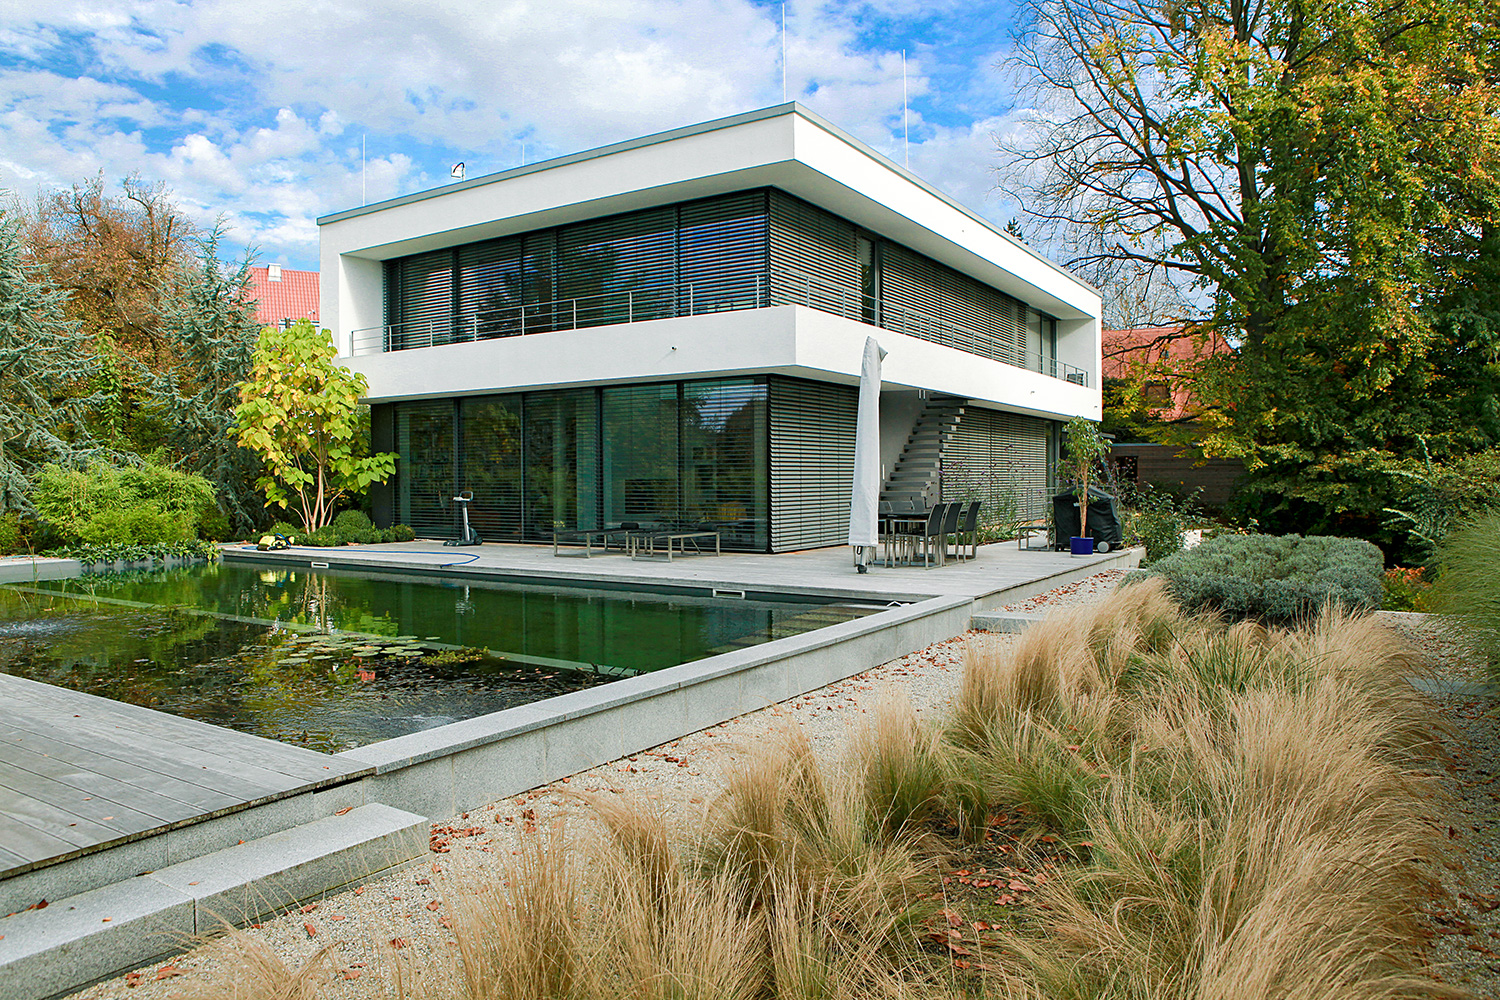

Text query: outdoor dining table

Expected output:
[879,507,931,567]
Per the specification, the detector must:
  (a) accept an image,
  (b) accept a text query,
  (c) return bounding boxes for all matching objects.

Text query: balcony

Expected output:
[352,272,1089,387]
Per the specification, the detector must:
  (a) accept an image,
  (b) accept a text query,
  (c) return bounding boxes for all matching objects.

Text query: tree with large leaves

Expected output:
[1003,0,1500,541]
[232,320,396,532]
[0,205,104,512]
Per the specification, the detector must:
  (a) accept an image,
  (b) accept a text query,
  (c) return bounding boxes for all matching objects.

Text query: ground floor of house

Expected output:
[369,375,1059,552]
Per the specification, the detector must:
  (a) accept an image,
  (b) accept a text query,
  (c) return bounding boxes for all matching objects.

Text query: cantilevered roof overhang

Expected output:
[317,103,1099,325]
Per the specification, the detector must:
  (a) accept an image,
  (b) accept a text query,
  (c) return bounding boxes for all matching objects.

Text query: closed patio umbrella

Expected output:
[849,335,887,573]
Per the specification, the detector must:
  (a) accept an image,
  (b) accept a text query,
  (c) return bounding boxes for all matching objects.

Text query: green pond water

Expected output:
[0,562,873,752]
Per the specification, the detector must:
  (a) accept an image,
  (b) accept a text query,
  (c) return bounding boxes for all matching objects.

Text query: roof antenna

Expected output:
[781,3,787,103]
[361,134,366,206]
[902,49,909,169]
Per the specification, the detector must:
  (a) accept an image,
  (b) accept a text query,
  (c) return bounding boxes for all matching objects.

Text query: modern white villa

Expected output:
[319,103,1102,551]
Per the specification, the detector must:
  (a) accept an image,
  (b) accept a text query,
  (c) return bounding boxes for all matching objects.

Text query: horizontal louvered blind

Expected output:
[769,377,857,552]
[556,206,676,327]
[396,401,457,538]
[521,232,557,331]
[768,191,860,315]
[941,408,1050,524]
[679,192,768,314]
[456,237,522,339]
[683,379,768,550]
[386,250,454,347]
[460,395,524,542]
[880,245,1028,366]
[602,383,680,525]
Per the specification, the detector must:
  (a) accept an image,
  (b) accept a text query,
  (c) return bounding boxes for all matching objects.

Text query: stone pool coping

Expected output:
[218,541,1131,819]
[332,593,976,820]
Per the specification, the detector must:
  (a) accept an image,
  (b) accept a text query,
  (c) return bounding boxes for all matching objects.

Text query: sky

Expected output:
[0,0,1041,271]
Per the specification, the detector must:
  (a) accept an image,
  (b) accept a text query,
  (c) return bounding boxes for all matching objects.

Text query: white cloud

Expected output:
[0,0,1043,268]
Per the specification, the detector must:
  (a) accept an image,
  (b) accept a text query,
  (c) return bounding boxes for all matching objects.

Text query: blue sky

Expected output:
[0,1,1039,271]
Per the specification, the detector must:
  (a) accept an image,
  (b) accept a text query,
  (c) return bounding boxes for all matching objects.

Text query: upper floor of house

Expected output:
[318,104,1102,417]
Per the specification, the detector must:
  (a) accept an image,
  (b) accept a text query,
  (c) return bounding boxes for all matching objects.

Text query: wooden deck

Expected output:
[0,673,371,879]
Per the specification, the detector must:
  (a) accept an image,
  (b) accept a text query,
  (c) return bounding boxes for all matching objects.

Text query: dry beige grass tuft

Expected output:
[171,578,1462,1000]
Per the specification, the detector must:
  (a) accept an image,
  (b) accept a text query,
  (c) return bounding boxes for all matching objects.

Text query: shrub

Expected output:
[32,460,215,548]
[268,520,301,539]
[1134,532,1383,623]
[1431,509,1500,677]
[330,509,373,544]
[303,526,340,547]
[389,523,416,542]
[1124,484,1201,564]
[1381,566,1433,611]
[0,512,25,554]
[197,504,233,543]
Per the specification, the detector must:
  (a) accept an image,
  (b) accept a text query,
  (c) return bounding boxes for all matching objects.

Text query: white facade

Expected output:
[319,103,1102,423]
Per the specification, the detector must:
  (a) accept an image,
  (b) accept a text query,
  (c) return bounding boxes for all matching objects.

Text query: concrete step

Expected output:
[0,781,368,920]
[0,803,428,1000]
[970,611,1048,633]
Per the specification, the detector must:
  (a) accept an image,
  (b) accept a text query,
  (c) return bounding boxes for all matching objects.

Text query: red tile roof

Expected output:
[245,264,319,328]
[1102,325,1233,422]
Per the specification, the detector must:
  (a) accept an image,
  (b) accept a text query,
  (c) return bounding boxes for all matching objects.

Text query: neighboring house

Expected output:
[1102,324,1231,423]
[1101,324,1243,505]
[245,263,319,329]
[320,103,1102,550]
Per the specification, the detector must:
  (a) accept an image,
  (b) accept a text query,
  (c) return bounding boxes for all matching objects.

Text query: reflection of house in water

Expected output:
[1102,325,1244,506]
[321,105,1102,550]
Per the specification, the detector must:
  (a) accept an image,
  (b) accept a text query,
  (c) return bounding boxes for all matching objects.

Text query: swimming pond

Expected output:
[0,562,875,752]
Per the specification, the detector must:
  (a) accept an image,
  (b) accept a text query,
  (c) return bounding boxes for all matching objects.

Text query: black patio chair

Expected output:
[939,500,963,565]
[897,502,948,568]
[956,501,982,561]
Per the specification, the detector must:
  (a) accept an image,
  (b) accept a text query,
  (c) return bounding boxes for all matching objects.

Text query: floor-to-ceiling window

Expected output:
[392,378,769,549]
[524,390,598,538]
[682,380,768,550]
[460,395,523,542]
[602,383,680,526]
[396,402,455,537]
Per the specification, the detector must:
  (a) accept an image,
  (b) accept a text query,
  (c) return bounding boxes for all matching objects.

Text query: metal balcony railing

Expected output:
[350,271,1090,386]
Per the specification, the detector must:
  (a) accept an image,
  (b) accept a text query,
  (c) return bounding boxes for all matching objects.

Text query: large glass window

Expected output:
[525,390,598,538]
[395,378,768,548]
[683,380,767,549]
[602,384,680,526]
[460,395,524,542]
[397,403,455,536]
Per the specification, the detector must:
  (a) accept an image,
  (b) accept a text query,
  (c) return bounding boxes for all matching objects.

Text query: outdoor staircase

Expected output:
[880,396,967,506]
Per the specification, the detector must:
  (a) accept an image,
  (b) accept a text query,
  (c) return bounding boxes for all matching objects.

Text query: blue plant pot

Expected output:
[1070,535,1094,556]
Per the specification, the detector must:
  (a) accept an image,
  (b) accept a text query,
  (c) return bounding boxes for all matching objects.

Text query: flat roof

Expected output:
[317,103,1093,294]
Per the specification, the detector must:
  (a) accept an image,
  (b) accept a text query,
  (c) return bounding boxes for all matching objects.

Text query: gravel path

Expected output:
[1386,614,1500,998]
[64,569,1497,1000]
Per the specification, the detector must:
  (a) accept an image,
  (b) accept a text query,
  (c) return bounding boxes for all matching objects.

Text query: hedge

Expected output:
[1133,533,1383,624]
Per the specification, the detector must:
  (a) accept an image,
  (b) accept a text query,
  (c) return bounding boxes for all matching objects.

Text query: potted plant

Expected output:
[1059,415,1110,555]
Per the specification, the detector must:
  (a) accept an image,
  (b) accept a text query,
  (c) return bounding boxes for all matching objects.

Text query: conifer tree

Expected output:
[144,225,265,535]
[0,206,103,512]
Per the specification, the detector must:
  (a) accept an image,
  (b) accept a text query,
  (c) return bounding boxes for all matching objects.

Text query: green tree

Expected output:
[1004,0,1500,541]
[1060,416,1111,538]
[143,225,265,536]
[232,320,396,531]
[0,205,105,512]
